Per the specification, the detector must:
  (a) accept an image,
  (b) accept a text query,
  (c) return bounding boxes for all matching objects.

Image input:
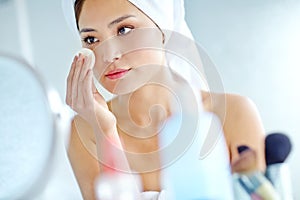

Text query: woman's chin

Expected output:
[108,82,145,96]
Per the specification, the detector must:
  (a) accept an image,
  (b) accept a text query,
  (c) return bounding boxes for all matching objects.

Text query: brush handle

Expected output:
[265,163,294,200]
[238,172,280,200]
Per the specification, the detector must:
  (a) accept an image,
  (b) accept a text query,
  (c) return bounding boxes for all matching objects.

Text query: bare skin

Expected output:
[66,0,266,199]
[68,91,266,199]
[201,91,265,170]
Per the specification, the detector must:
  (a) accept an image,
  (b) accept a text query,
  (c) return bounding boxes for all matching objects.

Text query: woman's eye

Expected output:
[83,36,99,45]
[118,27,133,35]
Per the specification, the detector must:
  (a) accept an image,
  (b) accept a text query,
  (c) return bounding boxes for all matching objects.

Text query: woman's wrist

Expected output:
[92,123,132,173]
[92,120,118,141]
[90,105,117,135]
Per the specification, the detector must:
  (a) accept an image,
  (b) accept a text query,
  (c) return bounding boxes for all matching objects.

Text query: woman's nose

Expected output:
[102,39,122,63]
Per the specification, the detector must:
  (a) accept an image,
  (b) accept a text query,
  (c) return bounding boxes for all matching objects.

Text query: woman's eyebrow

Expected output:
[80,28,97,34]
[108,14,136,28]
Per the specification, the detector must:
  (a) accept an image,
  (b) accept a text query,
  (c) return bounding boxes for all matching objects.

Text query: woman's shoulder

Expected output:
[201,90,258,116]
[201,90,264,135]
[201,90,266,170]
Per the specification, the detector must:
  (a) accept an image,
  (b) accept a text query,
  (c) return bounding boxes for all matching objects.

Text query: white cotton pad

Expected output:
[77,48,95,69]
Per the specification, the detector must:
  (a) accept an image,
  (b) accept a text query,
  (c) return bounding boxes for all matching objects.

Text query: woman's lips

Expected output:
[105,68,131,80]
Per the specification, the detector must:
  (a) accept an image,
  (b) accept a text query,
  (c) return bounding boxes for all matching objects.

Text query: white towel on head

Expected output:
[62,0,78,38]
[128,0,193,40]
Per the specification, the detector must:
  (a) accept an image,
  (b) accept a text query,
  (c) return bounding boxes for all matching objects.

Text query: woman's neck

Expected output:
[110,67,180,126]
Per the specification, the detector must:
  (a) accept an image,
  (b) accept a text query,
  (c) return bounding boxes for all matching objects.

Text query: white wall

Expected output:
[185,0,300,198]
[0,0,299,199]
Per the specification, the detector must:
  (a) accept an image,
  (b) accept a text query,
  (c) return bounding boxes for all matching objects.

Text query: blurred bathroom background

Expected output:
[0,0,299,199]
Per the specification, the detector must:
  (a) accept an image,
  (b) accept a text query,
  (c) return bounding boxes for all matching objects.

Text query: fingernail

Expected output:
[237,145,250,154]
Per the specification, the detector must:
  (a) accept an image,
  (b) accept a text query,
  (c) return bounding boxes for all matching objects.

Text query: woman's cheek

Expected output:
[131,49,165,68]
[93,58,107,80]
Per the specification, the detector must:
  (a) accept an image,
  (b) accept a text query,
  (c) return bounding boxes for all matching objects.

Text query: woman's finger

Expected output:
[84,69,94,106]
[85,71,107,108]
[72,54,83,105]
[66,56,77,106]
[79,55,93,82]
[77,53,95,106]
[77,56,90,107]
[91,78,106,105]
[91,78,98,94]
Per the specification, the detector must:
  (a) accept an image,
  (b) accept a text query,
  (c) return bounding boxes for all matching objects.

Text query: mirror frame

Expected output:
[0,52,66,199]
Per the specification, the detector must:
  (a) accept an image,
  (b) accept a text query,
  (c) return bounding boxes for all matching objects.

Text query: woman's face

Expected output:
[78,0,165,94]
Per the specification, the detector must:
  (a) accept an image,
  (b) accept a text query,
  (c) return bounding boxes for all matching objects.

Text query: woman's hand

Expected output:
[66,54,116,134]
[66,54,132,174]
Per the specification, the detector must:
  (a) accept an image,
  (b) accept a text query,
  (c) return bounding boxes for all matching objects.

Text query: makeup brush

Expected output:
[265,133,293,200]
[232,146,280,200]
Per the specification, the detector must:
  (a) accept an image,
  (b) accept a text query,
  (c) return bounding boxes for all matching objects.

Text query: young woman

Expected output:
[65,0,266,199]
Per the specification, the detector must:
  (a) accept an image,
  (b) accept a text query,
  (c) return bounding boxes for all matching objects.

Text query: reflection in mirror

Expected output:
[0,54,69,199]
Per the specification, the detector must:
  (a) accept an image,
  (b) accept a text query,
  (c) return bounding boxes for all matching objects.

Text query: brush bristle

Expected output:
[265,133,292,165]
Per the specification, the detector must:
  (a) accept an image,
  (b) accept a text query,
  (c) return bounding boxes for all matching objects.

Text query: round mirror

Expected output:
[0,54,67,199]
